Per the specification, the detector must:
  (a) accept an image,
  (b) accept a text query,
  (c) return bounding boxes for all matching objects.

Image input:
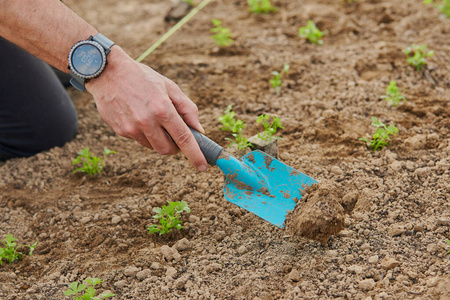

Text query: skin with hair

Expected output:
[0,0,208,172]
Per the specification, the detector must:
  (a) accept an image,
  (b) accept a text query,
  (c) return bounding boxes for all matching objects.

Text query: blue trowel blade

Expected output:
[216,150,317,227]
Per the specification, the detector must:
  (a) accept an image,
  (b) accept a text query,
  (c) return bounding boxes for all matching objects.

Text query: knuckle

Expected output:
[135,114,148,128]
[174,130,192,149]
[166,78,178,88]
[116,123,138,139]
[153,104,171,121]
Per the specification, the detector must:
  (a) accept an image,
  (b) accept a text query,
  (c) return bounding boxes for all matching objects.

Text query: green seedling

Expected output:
[424,0,450,18]
[218,105,253,150]
[446,239,450,255]
[257,115,284,142]
[360,117,399,151]
[403,44,434,72]
[0,234,37,265]
[298,20,328,45]
[147,201,191,235]
[227,119,253,150]
[72,147,115,175]
[218,104,237,131]
[270,63,290,95]
[381,81,406,106]
[248,0,277,14]
[211,18,234,47]
[64,278,115,300]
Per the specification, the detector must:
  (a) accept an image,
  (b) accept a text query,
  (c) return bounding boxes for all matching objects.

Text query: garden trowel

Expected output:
[190,128,317,227]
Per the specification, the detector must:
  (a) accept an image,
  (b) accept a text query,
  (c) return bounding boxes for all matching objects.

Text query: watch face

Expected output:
[71,43,104,77]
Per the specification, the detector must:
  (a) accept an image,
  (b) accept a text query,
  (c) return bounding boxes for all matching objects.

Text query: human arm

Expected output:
[0,0,208,171]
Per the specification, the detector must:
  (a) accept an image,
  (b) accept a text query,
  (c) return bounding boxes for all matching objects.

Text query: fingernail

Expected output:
[198,164,207,172]
[198,124,205,134]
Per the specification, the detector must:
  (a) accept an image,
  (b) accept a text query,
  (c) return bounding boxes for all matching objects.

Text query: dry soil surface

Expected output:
[1,0,450,299]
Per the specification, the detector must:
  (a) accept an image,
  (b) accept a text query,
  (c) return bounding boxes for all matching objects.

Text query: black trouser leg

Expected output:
[0,37,78,160]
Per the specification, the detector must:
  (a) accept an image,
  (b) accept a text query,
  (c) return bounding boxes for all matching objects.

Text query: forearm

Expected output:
[0,0,208,171]
[0,0,97,72]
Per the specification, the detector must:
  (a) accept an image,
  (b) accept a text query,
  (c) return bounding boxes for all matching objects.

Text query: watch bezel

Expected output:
[68,40,107,80]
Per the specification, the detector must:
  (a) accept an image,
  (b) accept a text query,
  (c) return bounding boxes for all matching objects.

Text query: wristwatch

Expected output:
[68,33,115,91]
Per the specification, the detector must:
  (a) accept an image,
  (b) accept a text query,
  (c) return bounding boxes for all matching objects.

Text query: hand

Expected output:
[86,46,208,172]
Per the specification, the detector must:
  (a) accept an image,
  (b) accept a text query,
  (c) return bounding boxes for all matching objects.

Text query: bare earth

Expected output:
[1,0,449,299]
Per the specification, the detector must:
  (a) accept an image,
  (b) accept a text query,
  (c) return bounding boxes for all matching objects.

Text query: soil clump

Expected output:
[285,180,345,245]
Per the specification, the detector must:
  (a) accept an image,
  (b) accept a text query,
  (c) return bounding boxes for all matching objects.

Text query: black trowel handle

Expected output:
[189,127,223,166]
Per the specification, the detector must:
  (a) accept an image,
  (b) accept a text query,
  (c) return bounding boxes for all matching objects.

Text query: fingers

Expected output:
[88,55,208,172]
[162,113,208,172]
[165,78,205,134]
[129,96,207,172]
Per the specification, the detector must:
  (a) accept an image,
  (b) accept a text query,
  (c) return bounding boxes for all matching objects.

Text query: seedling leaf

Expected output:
[360,117,398,151]
[424,0,450,18]
[403,44,433,71]
[64,278,115,300]
[256,114,284,142]
[248,0,278,14]
[381,81,406,107]
[218,105,253,150]
[147,201,191,235]
[85,278,103,286]
[269,63,290,95]
[298,20,328,45]
[0,234,37,265]
[99,293,116,299]
[219,104,236,131]
[211,18,234,47]
[72,147,115,176]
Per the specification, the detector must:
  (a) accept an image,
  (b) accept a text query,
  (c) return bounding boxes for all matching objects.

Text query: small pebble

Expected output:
[136,269,152,280]
[288,269,301,282]
[237,245,247,255]
[166,267,177,278]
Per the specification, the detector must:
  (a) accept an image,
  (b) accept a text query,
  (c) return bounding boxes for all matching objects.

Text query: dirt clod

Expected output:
[285,181,345,245]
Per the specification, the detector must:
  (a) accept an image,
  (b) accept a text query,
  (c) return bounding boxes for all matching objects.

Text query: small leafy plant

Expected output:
[403,44,434,71]
[298,20,328,45]
[147,201,191,235]
[218,105,253,150]
[424,0,450,18]
[0,234,37,265]
[446,239,450,255]
[211,18,234,47]
[72,147,115,175]
[257,115,284,142]
[64,278,115,300]
[248,0,277,14]
[219,104,237,131]
[227,119,253,150]
[360,117,399,151]
[270,63,290,95]
[381,81,406,106]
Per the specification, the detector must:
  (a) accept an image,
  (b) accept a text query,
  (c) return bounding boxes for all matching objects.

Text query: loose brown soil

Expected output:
[285,181,345,246]
[1,0,450,299]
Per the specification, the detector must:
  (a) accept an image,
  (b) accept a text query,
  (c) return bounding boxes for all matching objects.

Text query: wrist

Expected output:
[85,45,129,91]
[68,33,120,91]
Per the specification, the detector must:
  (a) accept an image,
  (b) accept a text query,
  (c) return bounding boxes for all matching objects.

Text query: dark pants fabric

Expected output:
[0,36,78,160]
